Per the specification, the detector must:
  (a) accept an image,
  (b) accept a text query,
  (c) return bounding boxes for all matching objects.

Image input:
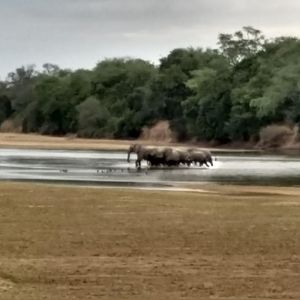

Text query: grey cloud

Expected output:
[1,0,300,78]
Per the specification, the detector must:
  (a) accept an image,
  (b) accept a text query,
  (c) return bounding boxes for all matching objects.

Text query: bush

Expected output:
[257,124,298,148]
[77,96,110,138]
[140,120,176,142]
[0,95,13,124]
[0,119,22,133]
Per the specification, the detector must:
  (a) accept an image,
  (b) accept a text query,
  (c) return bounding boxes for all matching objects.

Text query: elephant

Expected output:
[201,149,213,166]
[163,148,179,166]
[187,148,213,167]
[147,147,166,167]
[127,144,194,169]
[164,148,191,167]
[127,144,149,168]
[177,149,192,166]
[127,144,165,169]
[188,151,209,167]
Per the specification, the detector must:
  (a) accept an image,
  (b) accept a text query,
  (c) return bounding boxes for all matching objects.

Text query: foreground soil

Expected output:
[1,183,300,299]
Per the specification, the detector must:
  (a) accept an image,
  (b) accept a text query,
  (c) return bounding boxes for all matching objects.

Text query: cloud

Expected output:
[1,0,300,77]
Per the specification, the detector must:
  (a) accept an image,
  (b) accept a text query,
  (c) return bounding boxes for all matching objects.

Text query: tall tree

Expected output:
[218,26,266,65]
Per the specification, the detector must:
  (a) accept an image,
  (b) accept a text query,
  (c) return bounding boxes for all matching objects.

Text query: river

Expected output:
[0,148,300,187]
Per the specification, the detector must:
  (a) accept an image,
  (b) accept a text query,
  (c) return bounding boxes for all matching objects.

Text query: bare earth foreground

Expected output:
[1,183,300,299]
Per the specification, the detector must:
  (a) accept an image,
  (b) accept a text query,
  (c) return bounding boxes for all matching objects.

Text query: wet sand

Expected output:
[1,182,300,299]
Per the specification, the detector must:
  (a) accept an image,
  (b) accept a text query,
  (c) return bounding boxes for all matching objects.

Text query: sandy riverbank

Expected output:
[1,182,300,299]
[0,133,258,152]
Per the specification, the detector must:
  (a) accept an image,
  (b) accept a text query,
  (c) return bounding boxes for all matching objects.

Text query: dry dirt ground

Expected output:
[1,183,300,299]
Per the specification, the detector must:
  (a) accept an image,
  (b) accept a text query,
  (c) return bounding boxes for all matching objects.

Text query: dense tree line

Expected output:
[1,27,300,143]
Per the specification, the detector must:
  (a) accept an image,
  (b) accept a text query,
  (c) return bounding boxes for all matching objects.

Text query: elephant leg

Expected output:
[135,159,141,169]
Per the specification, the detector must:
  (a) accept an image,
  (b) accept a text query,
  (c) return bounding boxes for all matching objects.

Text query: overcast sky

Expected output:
[1,0,300,78]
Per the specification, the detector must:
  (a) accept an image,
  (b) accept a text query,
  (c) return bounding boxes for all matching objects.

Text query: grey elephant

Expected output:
[127,144,164,169]
[188,150,209,167]
[187,148,213,167]
[147,147,166,167]
[201,149,213,166]
[164,148,191,167]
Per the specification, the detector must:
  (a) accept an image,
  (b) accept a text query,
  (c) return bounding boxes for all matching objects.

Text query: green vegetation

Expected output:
[1,26,300,143]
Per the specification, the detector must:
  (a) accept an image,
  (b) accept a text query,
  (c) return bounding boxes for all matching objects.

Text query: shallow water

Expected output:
[0,148,300,187]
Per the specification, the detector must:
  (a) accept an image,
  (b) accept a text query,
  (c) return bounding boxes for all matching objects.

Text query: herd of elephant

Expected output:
[127,144,214,169]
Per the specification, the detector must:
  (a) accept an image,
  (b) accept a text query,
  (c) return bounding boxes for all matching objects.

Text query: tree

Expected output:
[77,96,110,137]
[33,75,73,134]
[183,65,231,142]
[6,65,38,113]
[7,65,37,85]
[227,37,300,140]
[2,27,300,145]
[0,95,12,124]
[92,58,157,138]
[218,26,266,65]
[42,63,60,76]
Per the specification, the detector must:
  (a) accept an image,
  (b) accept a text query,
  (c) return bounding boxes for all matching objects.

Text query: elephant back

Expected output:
[190,151,205,160]
[201,149,212,158]
[178,149,191,160]
[164,148,180,162]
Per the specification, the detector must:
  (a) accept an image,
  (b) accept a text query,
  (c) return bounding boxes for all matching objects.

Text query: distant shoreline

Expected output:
[0,133,260,153]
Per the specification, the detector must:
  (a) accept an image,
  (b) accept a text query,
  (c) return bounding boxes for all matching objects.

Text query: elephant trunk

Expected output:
[127,150,131,163]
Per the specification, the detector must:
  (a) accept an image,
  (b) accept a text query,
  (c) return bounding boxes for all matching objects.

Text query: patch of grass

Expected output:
[1,182,300,299]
